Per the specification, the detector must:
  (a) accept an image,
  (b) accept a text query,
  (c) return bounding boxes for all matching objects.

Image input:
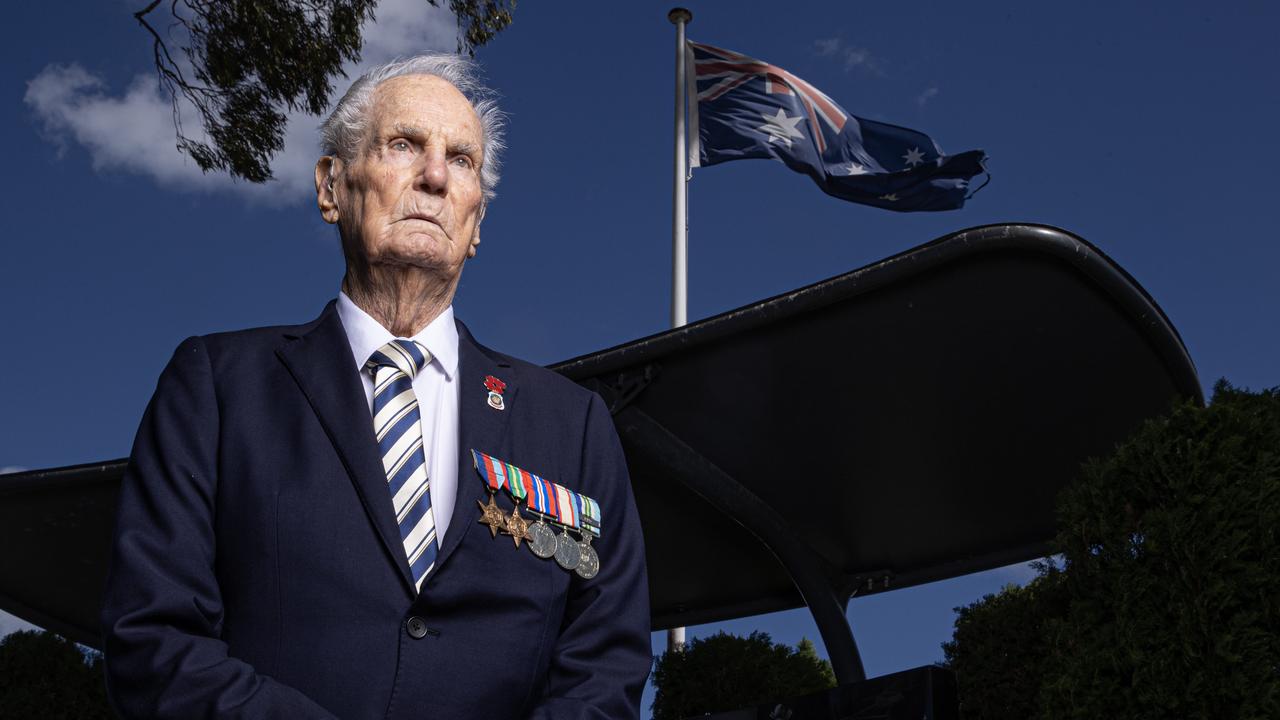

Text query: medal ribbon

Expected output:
[554,485,577,529]
[471,450,601,535]
[529,475,555,517]
[502,462,529,502]
[473,449,506,492]
[580,496,601,538]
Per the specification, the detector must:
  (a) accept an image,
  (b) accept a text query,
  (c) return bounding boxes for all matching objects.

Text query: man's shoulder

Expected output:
[481,344,591,399]
[170,306,333,366]
[460,324,597,409]
[198,317,318,351]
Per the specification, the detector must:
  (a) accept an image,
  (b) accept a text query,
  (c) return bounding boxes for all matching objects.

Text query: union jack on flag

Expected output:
[686,41,987,212]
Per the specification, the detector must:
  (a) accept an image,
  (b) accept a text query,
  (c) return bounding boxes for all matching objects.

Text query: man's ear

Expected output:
[467,203,485,258]
[315,157,341,224]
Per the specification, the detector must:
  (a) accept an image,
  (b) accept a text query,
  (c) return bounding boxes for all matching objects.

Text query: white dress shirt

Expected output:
[335,292,459,545]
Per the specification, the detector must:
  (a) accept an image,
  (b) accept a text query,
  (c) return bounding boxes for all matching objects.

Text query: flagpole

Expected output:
[669,7,691,330]
[667,6,692,655]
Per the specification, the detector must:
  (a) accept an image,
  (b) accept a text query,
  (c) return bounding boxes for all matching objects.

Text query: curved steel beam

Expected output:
[591,377,866,684]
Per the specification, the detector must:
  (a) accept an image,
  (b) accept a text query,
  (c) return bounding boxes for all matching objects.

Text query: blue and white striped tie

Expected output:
[366,339,438,591]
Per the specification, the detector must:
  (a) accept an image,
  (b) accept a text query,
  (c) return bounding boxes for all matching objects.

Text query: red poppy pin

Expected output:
[484,375,507,410]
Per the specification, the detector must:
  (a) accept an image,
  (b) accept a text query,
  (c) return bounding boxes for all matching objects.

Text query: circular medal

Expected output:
[575,538,600,580]
[553,530,582,571]
[527,520,557,559]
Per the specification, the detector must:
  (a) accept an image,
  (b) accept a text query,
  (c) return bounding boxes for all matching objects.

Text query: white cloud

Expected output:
[916,85,939,107]
[0,467,26,474]
[813,37,883,75]
[813,37,841,57]
[361,0,457,58]
[24,0,457,205]
[25,65,238,190]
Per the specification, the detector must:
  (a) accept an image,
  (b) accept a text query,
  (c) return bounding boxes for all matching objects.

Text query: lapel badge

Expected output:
[484,375,507,410]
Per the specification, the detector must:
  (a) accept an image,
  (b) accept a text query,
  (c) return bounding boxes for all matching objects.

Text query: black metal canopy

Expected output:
[554,222,1202,630]
[552,223,1201,681]
[0,461,122,647]
[0,224,1201,678]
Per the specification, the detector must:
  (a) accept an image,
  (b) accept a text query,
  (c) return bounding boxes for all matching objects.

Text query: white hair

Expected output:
[320,54,506,202]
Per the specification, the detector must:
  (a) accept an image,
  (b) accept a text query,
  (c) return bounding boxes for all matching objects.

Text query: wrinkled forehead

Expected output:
[365,74,483,146]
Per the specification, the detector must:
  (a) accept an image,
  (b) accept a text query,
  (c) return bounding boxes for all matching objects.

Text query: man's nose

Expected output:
[417,148,449,194]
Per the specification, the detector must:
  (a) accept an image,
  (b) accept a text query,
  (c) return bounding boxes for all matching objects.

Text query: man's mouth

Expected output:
[400,214,440,225]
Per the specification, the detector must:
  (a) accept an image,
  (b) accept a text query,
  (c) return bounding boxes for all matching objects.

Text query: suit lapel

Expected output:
[431,320,517,576]
[276,301,416,595]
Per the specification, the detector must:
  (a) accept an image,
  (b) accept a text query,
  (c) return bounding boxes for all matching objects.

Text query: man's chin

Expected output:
[369,250,457,275]
[375,233,455,267]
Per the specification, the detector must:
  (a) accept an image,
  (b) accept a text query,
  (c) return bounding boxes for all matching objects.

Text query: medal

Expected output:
[575,495,601,579]
[474,451,512,540]
[575,535,600,579]
[472,450,605,575]
[553,529,582,571]
[502,505,532,549]
[527,519,558,559]
[477,494,507,538]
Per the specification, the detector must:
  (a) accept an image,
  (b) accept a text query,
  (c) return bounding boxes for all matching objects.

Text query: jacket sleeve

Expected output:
[525,392,652,720]
[101,337,338,720]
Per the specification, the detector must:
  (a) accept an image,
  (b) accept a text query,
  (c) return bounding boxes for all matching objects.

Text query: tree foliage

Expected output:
[133,0,516,183]
[942,564,1068,720]
[651,631,836,720]
[0,630,113,719]
[1041,381,1280,718]
[944,382,1280,719]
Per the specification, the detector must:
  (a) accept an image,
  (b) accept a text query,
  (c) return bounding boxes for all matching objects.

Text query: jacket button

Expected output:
[406,616,428,639]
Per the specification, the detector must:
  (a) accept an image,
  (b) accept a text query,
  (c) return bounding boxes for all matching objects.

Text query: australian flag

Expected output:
[687,41,987,212]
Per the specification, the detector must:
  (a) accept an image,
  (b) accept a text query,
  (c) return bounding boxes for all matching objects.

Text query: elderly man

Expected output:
[101,55,651,719]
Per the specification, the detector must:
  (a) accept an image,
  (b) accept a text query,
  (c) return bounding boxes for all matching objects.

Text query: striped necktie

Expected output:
[366,339,438,591]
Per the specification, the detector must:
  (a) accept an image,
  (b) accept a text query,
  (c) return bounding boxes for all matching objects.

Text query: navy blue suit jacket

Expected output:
[101,302,651,719]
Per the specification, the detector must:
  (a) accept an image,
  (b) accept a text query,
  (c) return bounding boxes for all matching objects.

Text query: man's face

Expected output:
[322,74,486,280]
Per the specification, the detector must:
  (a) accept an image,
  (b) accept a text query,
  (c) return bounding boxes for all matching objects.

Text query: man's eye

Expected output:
[452,155,474,169]
[391,140,412,152]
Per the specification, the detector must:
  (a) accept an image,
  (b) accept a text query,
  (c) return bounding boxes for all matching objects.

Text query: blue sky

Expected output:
[3,0,1278,714]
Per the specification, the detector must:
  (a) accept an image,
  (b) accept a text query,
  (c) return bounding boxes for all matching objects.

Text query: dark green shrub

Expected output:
[943,563,1068,719]
[0,630,113,719]
[651,631,836,720]
[1041,382,1280,718]
[945,383,1280,719]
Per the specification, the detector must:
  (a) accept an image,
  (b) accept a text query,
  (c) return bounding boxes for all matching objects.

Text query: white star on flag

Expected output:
[902,147,926,167]
[878,193,899,202]
[838,162,868,176]
[757,108,807,148]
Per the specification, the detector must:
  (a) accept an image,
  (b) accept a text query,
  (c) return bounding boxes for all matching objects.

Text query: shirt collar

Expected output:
[335,291,458,380]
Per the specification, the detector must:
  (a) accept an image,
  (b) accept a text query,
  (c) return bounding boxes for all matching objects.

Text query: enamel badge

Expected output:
[484,375,506,410]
